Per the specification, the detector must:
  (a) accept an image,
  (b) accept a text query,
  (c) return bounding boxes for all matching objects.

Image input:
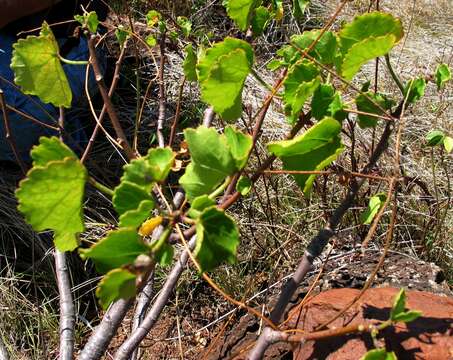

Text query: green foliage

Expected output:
[291,30,338,65]
[80,228,149,273]
[267,117,344,194]
[426,130,445,146]
[292,0,310,18]
[118,200,155,228]
[146,10,162,27]
[187,195,216,219]
[112,181,153,216]
[74,11,99,33]
[180,126,251,200]
[183,44,198,81]
[11,22,72,107]
[404,78,426,104]
[115,25,129,47]
[355,92,394,128]
[251,6,271,36]
[236,176,252,196]
[176,16,192,37]
[443,136,453,153]
[145,35,157,47]
[283,60,320,124]
[390,289,422,323]
[195,207,240,272]
[435,63,451,90]
[361,193,387,225]
[96,269,136,309]
[197,38,254,120]
[224,0,260,31]
[361,349,397,360]
[16,138,87,251]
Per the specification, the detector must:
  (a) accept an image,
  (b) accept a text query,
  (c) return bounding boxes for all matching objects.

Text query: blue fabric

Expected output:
[0,32,100,163]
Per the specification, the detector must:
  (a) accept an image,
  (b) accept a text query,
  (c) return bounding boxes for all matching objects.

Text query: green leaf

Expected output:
[183,44,198,82]
[355,92,394,128]
[283,60,320,124]
[361,193,387,225]
[443,136,453,153]
[251,6,271,36]
[341,35,396,80]
[80,228,149,273]
[224,0,260,31]
[361,349,397,360]
[112,181,152,216]
[328,93,348,122]
[115,26,129,47]
[236,176,252,196]
[224,126,253,169]
[393,310,422,323]
[118,200,155,228]
[187,195,216,219]
[311,84,335,120]
[435,63,451,90]
[176,16,192,37]
[197,38,253,121]
[146,10,162,27]
[154,243,174,266]
[292,0,310,18]
[195,207,240,272]
[390,288,406,320]
[16,158,87,251]
[267,117,344,194]
[289,30,337,66]
[339,12,403,56]
[121,147,174,190]
[179,126,235,200]
[404,78,426,104]
[426,130,445,147]
[30,136,77,167]
[145,35,157,47]
[11,22,72,107]
[96,269,136,309]
[75,11,99,33]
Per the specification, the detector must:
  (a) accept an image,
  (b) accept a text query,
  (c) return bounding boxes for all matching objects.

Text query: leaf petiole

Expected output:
[209,176,232,200]
[58,55,89,66]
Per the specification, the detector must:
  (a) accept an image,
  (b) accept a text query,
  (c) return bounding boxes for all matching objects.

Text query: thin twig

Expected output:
[0,89,26,174]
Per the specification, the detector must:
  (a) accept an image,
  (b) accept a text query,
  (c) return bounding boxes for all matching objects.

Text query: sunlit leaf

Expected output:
[11,22,72,107]
[177,16,192,37]
[224,126,253,169]
[435,63,451,90]
[443,136,453,153]
[96,269,136,309]
[390,288,406,320]
[355,92,394,128]
[30,136,77,167]
[145,35,157,47]
[115,26,129,47]
[80,228,149,273]
[195,207,240,272]
[267,117,344,194]
[404,78,426,104]
[252,6,271,36]
[361,193,387,225]
[361,349,397,360]
[118,200,155,228]
[393,310,422,323]
[426,130,445,146]
[146,10,162,27]
[112,181,153,216]
[292,0,310,18]
[283,59,320,124]
[74,11,99,33]
[183,44,198,81]
[291,30,337,65]
[16,158,87,251]
[187,195,216,219]
[236,176,252,196]
[225,0,260,31]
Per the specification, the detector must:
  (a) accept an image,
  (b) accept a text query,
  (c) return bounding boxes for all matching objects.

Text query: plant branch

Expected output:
[54,250,75,360]
[385,54,405,94]
[156,32,167,148]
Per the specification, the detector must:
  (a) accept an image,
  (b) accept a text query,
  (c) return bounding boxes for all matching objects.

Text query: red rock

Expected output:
[288,287,453,360]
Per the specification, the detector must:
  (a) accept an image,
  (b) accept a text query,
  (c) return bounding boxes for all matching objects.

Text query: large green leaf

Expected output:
[96,269,136,309]
[225,0,261,31]
[187,195,216,219]
[112,181,153,216]
[197,38,254,121]
[251,6,271,36]
[290,30,338,65]
[283,60,320,124]
[16,158,87,251]
[339,12,403,56]
[355,92,394,128]
[435,63,451,90]
[80,228,149,273]
[224,126,253,169]
[195,207,240,272]
[180,126,236,200]
[11,22,72,107]
[292,0,310,18]
[267,117,344,194]
[341,35,396,80]
[30,136,77,167]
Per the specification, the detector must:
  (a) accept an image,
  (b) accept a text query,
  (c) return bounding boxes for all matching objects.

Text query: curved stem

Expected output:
[58,55,89,66]
[88,177,114,197]
[385,54,405,94]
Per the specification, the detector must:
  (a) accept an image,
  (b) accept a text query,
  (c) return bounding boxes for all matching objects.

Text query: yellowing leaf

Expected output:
[11,22,72,107]
[139,216,163,236]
